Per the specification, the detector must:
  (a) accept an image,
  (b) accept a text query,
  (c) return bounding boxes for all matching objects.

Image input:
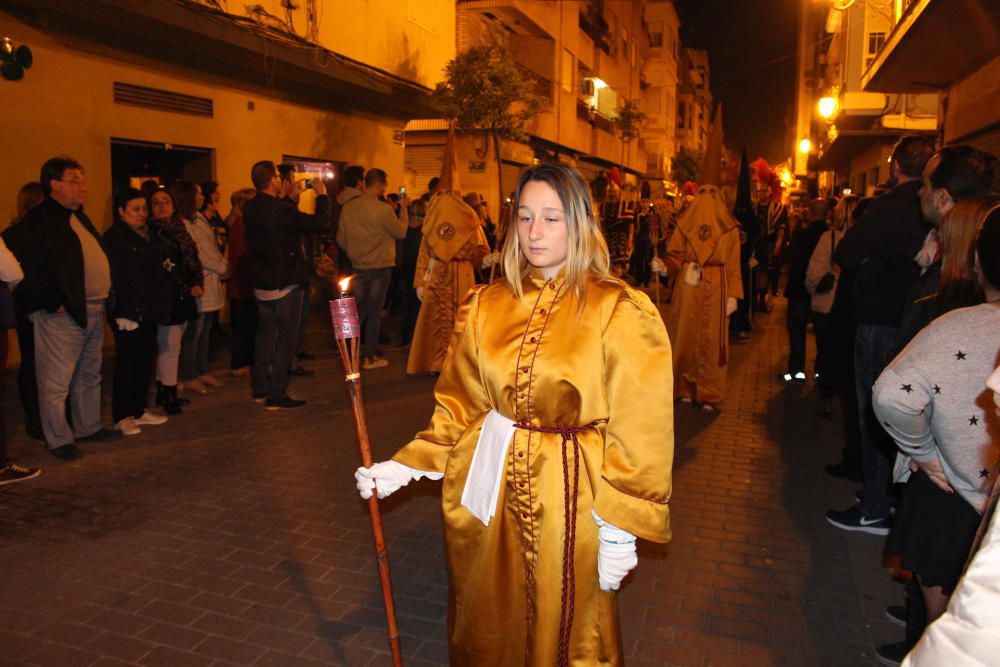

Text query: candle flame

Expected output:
[338,276,352,293]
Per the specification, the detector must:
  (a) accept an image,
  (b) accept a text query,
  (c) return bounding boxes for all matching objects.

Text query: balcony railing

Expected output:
[515,64,553,102]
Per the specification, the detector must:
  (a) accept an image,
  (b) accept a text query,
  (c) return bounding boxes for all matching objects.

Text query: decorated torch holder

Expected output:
[329,277,404,667]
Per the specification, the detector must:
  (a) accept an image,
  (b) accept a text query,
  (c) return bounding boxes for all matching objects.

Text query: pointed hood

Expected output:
[676,104,739,258]
[436,123,461,194]
[699,104,724,187]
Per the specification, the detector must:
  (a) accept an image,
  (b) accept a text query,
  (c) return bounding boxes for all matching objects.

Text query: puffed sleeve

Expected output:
[594,291,674,543]
[393,286,490,472]
[873,364,935,462]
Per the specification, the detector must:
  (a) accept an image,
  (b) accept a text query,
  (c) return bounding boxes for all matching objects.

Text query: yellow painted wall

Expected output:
[0,10,420,229]
[239,0,455,89]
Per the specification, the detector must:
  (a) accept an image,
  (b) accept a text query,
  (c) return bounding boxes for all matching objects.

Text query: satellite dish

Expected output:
[0,39,30,80]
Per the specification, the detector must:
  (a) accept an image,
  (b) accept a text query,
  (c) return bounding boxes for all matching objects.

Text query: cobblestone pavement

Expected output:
[0,297,903,666]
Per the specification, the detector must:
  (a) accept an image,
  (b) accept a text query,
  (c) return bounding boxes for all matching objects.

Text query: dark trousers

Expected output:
[14,317,41,437]
[0,331,8,464]
[855,324,898,519]
[252,287,303,401]
[354,268,393,359]
[731,265,753,333]
[297,285,311,355]
[229,298,257,370]
[400,286,420,347]
[112,322,158,423]
[786,297,811,374]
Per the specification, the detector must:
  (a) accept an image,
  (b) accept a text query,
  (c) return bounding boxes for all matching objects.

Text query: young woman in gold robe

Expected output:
[356,163,675,666]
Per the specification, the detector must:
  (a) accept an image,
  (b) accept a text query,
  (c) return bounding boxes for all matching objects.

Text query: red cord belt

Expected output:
[513,419,605,667]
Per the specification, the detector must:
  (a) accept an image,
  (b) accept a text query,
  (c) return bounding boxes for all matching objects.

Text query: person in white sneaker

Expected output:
[0,233,41,484]
[104,188,173,436]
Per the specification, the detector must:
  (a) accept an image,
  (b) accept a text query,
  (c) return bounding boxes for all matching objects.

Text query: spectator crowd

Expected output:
[0,154,503,486]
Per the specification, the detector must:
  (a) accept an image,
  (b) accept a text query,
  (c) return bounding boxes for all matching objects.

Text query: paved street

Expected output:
[0,296,903,666]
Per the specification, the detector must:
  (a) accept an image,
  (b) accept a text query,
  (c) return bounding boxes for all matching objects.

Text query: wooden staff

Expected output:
[329,285,403,667]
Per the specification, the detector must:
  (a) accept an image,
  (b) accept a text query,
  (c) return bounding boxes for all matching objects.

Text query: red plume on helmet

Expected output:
[749,157,783,203]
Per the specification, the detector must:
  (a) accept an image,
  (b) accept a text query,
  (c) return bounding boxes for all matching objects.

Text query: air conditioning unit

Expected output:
[581,79,595,97]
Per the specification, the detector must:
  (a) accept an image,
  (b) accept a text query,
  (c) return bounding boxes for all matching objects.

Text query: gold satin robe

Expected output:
[664,221,743,405]
[407,193,490,375]
[394,271,674,666]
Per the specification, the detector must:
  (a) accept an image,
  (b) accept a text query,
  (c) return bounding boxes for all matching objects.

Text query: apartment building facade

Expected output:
[404,0,667,212]
[793,0,938,197]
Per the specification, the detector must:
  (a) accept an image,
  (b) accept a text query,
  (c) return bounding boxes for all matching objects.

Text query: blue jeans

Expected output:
[854,323,898,519]
[354,268,392,358]
[252,287,303,401]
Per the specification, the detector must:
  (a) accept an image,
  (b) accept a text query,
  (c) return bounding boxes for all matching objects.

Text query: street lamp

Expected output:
[818,96,837,119]
[798,138,813,154]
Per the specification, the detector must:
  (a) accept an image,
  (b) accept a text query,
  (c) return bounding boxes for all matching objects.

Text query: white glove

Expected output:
[650,257,667,275]
[481,252,500,269]
[416,287,425,302]
[115,318,139,331]
[593,510,638,591]
[355,460,443,500]
[726,297,738,316]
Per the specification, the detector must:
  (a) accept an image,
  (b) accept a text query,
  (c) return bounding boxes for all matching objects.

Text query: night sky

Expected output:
[674,0,799,164]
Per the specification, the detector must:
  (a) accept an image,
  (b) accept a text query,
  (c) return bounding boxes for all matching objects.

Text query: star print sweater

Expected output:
[873,303,1000,513]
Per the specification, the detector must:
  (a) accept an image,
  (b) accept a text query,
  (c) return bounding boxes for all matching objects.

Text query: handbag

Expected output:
[815,231,837,295]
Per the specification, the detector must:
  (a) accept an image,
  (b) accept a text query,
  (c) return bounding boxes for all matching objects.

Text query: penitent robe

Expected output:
[393,270,674,666]
[407,192,490,375]
[664,186,744,405]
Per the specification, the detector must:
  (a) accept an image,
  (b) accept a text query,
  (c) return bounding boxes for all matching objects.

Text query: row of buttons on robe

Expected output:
[514,280,562,522]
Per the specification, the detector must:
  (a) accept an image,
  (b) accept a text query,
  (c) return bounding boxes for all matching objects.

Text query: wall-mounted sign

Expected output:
[469,161,486,172]
[392,130,405,145]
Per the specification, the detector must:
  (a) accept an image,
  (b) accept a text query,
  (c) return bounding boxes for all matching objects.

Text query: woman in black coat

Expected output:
[104,189,174,434]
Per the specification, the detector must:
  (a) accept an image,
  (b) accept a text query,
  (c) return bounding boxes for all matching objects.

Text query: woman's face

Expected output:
[195,185,205,212]
[516,180,569,279]
[119,197,148,231]
[150,191,174,220]
[207,189,220,212]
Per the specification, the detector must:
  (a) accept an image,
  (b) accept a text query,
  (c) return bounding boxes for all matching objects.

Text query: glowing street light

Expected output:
[818,96,837,119]
[798,138,813,154]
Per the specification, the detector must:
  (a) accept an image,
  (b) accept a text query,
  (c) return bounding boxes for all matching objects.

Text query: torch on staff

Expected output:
[329,276,404,667]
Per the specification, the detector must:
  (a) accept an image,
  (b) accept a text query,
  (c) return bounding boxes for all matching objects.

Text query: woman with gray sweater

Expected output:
[873,202,1000,633]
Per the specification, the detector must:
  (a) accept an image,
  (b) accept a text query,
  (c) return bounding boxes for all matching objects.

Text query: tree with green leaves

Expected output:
[431,32,542,229]
[671,146,703,185]
[613,98,646,171]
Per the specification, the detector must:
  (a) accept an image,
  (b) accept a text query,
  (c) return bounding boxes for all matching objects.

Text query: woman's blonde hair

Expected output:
[501,163,611,303]
[938,194,1000,304]
[831,194,860,230]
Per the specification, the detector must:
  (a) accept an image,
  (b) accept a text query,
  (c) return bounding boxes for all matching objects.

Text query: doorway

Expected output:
[110,138,214,196]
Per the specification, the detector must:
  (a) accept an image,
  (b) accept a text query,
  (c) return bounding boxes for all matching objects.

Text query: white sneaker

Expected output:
[115,417,141,436]
[135,411,168,426]
[362,356,389,370]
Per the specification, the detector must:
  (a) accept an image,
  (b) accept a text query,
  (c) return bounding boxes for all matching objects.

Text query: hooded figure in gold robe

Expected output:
[358,163,674,666]
[407,127,491,375]
[657,107,743,409]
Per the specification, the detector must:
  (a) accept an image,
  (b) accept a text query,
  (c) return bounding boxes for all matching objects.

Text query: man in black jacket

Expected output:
[826,136,935,535]
[243,160,330,410]
[6,156,122,460]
